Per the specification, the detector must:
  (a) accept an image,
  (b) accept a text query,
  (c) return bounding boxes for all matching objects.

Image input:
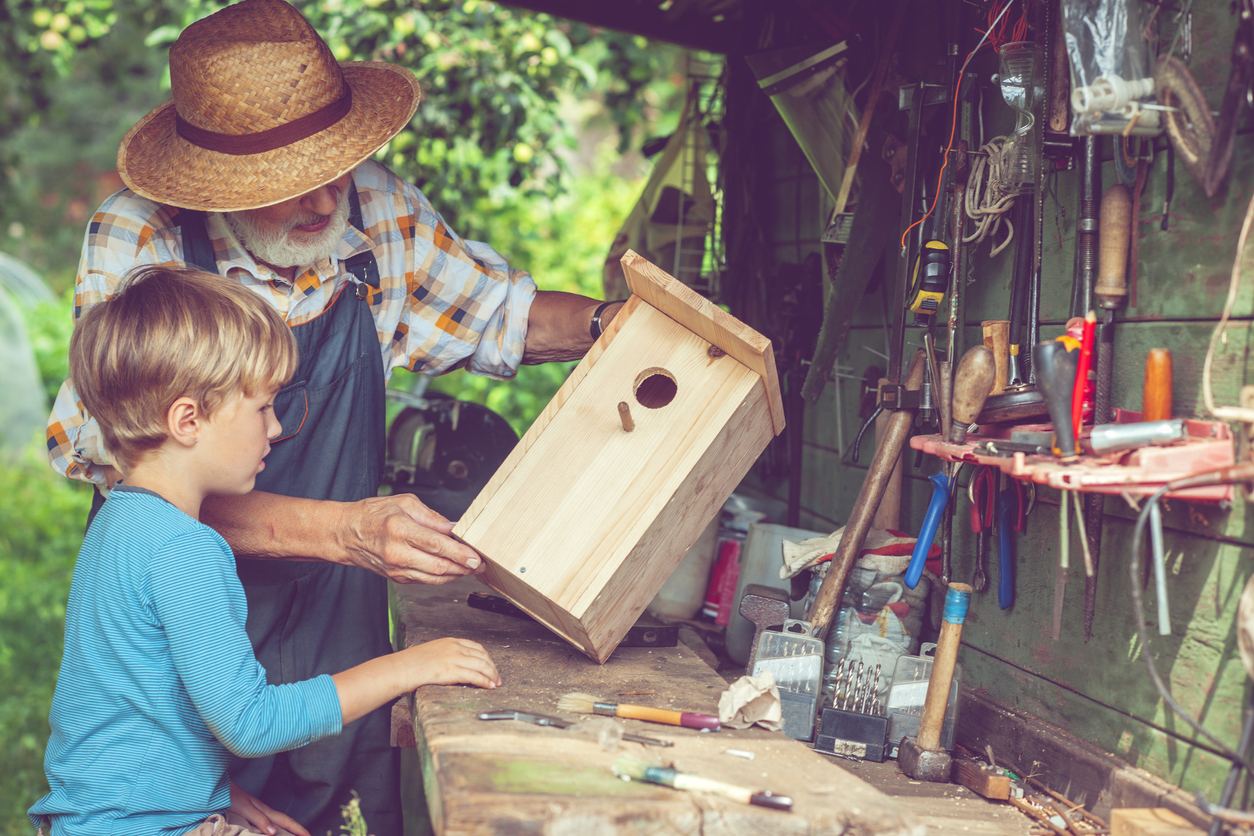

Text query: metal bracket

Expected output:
[878,383,921,411]
[898,84,950,110]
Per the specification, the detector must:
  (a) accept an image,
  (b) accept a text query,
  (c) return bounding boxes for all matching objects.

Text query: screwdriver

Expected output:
[1071,311,1097,444]
[1143,348,1173,421]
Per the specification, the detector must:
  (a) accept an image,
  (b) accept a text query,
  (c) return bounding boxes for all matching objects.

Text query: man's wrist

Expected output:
[589,300,625,340]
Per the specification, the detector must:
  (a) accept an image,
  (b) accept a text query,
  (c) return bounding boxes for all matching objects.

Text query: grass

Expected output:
[0,445,92,835]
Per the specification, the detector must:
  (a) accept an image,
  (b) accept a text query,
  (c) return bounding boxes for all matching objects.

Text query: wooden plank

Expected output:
[956,687,1212,829]
[392,579,921,836]
[952,756,1012,800]
[620,250,786,435]
[1111,808,1205,836]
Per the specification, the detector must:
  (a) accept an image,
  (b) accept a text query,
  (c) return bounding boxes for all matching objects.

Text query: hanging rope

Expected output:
[962,135,1029,257]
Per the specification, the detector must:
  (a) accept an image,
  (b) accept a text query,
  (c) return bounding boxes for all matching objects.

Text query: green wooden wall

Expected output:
[744,0,1252,801]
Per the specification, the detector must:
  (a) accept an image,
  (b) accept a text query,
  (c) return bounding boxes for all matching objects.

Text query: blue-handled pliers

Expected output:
[904,468,955,590]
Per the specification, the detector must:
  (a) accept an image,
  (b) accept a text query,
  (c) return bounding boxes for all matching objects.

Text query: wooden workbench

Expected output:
[392,578,922,835]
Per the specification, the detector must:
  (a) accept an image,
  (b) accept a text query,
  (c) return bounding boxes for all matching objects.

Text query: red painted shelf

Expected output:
[908,409,1236,503]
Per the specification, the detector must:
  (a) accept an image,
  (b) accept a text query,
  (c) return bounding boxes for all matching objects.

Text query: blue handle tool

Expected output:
[997,482,1015,609]
[905,471,952,589]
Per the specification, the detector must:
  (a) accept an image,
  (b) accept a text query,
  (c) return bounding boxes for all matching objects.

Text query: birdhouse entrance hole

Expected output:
[634,368,677,409]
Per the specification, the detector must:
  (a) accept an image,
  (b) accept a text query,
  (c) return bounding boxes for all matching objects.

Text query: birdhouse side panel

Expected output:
[555,365,764,616]
[454,306,759,614]
[474,562,593,654]
[578,385,778,663]
[455,296,642,531]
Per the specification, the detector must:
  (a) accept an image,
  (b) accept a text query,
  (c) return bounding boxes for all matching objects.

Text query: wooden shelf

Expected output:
[909,410,1236,503]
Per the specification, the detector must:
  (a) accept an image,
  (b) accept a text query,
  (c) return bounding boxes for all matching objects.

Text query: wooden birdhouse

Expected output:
[453,251,785,663]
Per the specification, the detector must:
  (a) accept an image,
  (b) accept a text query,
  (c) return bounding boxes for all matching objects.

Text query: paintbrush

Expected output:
[612,755,792,811]
[557,692,721,730]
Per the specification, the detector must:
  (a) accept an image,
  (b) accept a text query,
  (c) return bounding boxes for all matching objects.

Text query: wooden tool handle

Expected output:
[1142,348,1173,422]
[1096,185,1131,308]
[807,351,926,635]
[981,321,1010,395]
[918,583,972,751]
[949,346,995,443]
[615,704,684,725]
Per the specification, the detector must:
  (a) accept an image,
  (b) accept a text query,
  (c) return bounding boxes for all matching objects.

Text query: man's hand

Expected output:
[337,493,485,584]
[229,781,310,836]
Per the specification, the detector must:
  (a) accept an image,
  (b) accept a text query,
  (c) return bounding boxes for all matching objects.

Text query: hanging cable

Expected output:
[1128,464,1254,776]
[963,135,1029,257]
[899,0,1019,253]
[1203,187,1254,423]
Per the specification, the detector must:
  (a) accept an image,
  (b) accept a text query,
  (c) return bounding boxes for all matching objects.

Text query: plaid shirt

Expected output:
[47,160,536,485]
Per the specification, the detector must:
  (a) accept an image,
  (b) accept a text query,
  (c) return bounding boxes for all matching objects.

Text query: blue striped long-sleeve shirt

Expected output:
[29,486,343,836]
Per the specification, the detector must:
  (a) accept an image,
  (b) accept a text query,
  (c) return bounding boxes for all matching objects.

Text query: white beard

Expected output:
[223,188,350,270]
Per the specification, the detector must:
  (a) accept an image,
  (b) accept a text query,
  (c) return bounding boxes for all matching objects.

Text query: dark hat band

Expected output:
[175,87,353,156]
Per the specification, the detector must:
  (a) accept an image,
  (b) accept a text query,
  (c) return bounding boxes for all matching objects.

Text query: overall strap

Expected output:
[176,209,218,273]
[344,182,380,290]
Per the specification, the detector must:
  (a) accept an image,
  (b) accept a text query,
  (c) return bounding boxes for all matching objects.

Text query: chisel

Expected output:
[1084,183,1132,640]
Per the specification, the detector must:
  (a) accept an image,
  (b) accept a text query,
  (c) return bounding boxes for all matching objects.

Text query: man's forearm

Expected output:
[202,491,348,562]
[200,490,486,584]
[522,291,624,364]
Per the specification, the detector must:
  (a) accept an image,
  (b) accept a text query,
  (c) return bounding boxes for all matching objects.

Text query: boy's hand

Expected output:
[229,781,311,836]
[406,638,502,690]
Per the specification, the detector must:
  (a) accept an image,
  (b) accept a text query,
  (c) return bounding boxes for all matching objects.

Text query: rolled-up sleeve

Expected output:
[353,163,537,381]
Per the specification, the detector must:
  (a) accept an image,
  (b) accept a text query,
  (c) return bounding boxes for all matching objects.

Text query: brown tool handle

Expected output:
[918,583,973,751]
[807,351,926,636]
[871,377,904,531]
[948,346,996,443]
[981,320,1010,395]
[1142,348,1173,422]
[1095,185,1131,308]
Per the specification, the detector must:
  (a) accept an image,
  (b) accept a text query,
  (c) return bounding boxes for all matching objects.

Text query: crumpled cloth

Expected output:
[779,527,940,579]
[717,672,782,731]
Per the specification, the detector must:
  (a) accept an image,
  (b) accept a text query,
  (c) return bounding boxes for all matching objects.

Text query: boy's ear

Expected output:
[167,397,202,448]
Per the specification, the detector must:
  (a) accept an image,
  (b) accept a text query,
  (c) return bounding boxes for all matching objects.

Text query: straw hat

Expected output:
[117,0,421,212]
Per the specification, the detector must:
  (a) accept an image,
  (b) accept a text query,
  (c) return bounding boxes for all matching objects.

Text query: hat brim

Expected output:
[117,62,420,212]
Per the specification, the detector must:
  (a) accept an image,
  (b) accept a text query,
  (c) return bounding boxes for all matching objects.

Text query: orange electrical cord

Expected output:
[898,0,1020,252]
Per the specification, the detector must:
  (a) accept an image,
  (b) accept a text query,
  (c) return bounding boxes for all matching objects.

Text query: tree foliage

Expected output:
[1,0,680,284]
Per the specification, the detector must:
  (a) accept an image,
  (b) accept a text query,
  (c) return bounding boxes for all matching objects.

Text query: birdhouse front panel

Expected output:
[454,252,783,662]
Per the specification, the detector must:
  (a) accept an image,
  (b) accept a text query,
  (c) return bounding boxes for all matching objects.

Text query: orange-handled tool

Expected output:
[558,692,721,730]
[1071,311,1097,443]
[1142,348,1173,421]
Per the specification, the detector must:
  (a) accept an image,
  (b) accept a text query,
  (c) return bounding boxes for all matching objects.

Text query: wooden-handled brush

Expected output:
[557,692,721,731]
[612,755,792,811]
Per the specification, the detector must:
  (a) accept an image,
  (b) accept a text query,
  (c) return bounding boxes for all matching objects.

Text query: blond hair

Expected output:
[69,265,299,470]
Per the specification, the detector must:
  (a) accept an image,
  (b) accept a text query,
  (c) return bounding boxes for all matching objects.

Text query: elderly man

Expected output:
[44,1,623,834]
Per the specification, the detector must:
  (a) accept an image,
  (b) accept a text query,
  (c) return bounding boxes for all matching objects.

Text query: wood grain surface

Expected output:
[393,578,922,835]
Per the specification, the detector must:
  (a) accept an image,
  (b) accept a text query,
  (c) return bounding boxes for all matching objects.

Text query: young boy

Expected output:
[29,266,501,836]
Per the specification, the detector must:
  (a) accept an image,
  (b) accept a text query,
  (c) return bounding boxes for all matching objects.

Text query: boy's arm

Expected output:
[151,530,343,758]
[200,491,485,584]
[332,638,500,726]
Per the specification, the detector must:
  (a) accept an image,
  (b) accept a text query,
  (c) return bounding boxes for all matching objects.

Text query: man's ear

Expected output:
[167,397,202,448]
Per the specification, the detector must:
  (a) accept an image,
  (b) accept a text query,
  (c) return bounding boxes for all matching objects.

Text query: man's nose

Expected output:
[301,182,340,217]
